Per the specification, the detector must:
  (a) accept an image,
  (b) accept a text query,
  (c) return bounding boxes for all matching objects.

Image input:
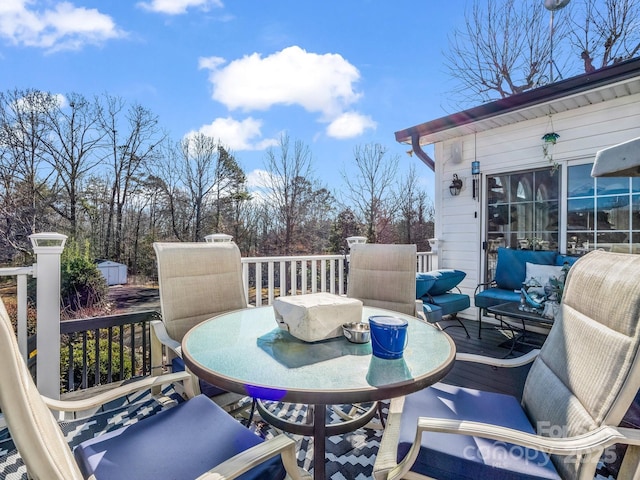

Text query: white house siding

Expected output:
[433,89,640,321]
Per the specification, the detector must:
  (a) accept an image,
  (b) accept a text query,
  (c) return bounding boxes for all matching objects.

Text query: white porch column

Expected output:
[29,232,67,399]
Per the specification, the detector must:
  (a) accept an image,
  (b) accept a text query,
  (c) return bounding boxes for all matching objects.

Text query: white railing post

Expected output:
[29,232,67,399]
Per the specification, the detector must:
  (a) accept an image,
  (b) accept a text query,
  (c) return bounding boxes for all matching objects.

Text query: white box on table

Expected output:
[273,292,363,342]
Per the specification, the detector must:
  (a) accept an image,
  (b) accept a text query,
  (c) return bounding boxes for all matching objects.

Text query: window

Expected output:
[484,168,559,281]
[487,168,559,252]
[567,163,640,254]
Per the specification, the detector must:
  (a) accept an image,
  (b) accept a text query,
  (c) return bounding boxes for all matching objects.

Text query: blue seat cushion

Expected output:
[417,270,467,296]
[494,248,556,291]
[416,273,437,298]
[422,303,443,323]
[172,356,227,397]
[427,293,470,316]
[474,288,521,309]
[74,394,286,480]
[398,383,560,480]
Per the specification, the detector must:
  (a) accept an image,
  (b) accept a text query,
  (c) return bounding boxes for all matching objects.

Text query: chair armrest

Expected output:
[42,371,191,413]
[474,280,496,295]
[456,349,540,368]
[385,417,640,480]
[150,319,182,356]
[414,299,427,322]
[373,396,406,480]
[196,433,311,480]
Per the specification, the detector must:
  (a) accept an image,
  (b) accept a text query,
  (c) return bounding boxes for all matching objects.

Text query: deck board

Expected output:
[439,318,543,400]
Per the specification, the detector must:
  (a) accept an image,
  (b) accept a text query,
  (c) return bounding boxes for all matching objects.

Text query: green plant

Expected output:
[60,335,134,393]
[60,239,108,315]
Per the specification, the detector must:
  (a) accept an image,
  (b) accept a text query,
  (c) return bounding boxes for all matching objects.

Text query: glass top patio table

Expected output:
[182,305,456,479]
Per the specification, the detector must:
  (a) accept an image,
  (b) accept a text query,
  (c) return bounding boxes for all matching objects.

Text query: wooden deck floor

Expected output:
[437,317,546,400]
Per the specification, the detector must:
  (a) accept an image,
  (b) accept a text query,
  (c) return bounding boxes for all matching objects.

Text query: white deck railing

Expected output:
[241,251,437,306]
[3,237,436,398]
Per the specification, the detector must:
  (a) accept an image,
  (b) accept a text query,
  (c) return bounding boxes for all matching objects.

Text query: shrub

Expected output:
[61,240,108,316]
[60,334,134,393]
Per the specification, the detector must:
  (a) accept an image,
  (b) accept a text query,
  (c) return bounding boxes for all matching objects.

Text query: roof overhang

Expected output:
[591,137,640,177]
[396,57,640,151]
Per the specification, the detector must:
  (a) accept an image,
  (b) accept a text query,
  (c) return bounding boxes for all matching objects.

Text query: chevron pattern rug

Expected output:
[0,391,617,479]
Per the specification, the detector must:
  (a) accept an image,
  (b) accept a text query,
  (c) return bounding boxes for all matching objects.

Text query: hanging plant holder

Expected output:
[541,115,560,173]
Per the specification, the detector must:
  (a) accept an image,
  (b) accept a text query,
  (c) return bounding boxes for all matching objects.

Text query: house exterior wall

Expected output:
[433,90,640,320]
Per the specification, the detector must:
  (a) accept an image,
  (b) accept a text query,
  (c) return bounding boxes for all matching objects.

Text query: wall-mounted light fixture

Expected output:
[449,174,463,196]
[471,160,480,200]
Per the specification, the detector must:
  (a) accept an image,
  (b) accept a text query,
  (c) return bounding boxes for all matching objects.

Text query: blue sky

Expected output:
[0,0,467,200]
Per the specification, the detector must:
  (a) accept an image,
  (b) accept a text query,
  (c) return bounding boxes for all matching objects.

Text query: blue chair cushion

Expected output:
[474,288,521,309]
[416,273,437,298]
[398,383,560,480]
[74,394,286,480]
[418,269,466,296]
[555,254,578,267]
[422,303,443,323]
[494,248,556,291]
[172,357,227,397]
[427,293,470,316]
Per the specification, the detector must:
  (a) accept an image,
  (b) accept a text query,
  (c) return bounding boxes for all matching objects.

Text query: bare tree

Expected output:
[179,133,220,241]
[445,0,552,103]
[341,143,399,244]
[396,164,434,249]
[0,89,58,255]
[263,134,318,255]
[569,0,640,72]
[445,0,640,105]
[97,95,164,261]
[40,93,105,239]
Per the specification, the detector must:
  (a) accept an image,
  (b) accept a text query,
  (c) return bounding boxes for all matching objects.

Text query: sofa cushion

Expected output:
[416,273,437,298]
[494,248,556,291]
[420,269,466,296]
[555,254,578,267]
[474,288,521,309]
[422,303,443,323]
[427,293,470,316]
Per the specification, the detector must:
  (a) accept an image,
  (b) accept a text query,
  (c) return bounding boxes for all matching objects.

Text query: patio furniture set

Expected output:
[1,242,640,479]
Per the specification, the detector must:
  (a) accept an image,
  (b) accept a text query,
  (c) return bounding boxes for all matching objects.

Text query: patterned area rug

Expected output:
[0,390,618,479]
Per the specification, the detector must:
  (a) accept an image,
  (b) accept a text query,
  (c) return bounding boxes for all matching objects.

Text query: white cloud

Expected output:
[137,0,223,15]
[326,111,376,139]
[192,116,279,151]
[199,46,362,120]
[0,0,124,51]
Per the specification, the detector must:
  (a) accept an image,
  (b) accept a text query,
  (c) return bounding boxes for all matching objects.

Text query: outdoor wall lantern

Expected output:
[449,174,463,196]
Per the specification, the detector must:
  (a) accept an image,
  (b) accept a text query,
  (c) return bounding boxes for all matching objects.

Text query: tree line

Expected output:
[0,89,434,278]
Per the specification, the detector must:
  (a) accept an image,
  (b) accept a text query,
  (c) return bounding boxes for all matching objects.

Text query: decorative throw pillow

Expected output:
[524,262,564,296]
[416,273,437,298]
[421,269,466,296]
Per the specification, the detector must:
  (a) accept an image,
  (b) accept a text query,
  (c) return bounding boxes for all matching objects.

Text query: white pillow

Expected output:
[525,263,564,295]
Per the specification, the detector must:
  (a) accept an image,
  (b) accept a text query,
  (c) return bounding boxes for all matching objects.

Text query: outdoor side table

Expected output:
[182,305,456,480]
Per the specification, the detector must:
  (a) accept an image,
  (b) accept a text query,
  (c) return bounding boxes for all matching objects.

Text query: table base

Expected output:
[256,400,379,480]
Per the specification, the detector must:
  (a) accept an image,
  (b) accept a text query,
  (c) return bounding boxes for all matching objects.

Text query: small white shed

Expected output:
[96,260,128,286]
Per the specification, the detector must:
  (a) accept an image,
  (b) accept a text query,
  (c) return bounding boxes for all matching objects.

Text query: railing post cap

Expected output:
[205,233,233,243]
[346,236,367,249]
[29,232,67,253]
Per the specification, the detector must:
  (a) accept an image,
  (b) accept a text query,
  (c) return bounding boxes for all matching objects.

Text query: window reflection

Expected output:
[567,163,638,255]
[485,168,559,280]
